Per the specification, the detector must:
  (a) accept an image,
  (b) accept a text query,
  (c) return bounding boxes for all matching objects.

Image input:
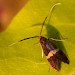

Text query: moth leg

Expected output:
[48,67,50,72]
[42,49,44,59]
[48,38,65,42]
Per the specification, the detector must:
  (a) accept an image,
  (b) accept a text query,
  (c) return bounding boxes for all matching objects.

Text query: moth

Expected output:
[9,3,69,71]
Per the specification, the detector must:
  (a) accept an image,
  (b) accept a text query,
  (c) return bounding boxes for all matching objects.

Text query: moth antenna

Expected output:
[8,36,38,47]
[40,3,61,35]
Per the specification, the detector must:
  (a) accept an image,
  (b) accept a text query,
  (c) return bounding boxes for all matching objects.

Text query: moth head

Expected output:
[39,36,47,44]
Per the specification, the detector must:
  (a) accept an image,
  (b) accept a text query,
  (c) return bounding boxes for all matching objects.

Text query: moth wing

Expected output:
[56,50,69,64]
[47,54,60,71]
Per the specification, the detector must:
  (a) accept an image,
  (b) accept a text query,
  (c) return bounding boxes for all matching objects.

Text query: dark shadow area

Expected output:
[46,23,66,53]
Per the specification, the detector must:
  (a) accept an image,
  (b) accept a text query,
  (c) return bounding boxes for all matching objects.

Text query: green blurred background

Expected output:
[0,0,75,75]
